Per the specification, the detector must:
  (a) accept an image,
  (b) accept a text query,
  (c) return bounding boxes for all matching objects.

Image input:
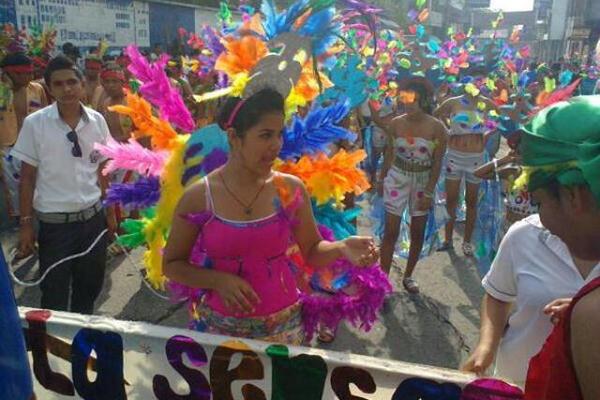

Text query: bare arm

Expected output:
[433,98,454,127]
[290,176,377,268]
[98,160,116,234]
[571,289,600,400]
[462,293,512,374]
[291,178,343,267]
[19,162,36,221]
[474,153,516,180]
[368,102,394,134]
[163,183,221,290]
[378,133,394,184]
[424,122,447,194]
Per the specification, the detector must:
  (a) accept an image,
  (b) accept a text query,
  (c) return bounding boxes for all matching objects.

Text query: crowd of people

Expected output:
[1,1,600,398]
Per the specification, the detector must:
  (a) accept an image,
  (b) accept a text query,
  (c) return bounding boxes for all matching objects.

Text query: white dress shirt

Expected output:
[11,102,109,213]
[482,214,600,387]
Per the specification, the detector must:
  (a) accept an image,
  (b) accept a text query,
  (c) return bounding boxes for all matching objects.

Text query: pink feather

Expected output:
[125,45,195,132]
[95,137,168,177]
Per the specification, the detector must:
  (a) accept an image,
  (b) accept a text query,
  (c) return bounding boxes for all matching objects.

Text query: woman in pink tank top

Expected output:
[162,88,380,345]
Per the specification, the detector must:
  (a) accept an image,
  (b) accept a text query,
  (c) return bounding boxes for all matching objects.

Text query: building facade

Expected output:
[1,0,220,51]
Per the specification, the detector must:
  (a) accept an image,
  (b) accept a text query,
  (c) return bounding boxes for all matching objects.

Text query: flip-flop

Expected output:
[402,277,420,294]
[108,242,125,256]
[317,326,337,344]
[437,241,453,252]
[462,242,475,257]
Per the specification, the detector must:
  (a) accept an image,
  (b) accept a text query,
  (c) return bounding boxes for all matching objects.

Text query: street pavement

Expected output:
[2,208,484,371]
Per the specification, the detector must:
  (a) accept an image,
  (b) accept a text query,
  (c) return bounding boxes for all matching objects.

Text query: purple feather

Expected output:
[104,176,160,209]
[201,148,228,174]
[301,263,392,342]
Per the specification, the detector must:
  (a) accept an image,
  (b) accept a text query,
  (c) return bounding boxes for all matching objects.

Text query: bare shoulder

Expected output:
[178,179,207,214]
[278,172,306,191]
[572,285,600,329]
[442,96,461,107]
[427,114,447,131]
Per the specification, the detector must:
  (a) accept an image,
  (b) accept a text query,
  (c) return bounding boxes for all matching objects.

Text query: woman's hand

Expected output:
[544,298,572,325]
[461,344,496,375]
[213,272,260,314]
[340,236,379,267]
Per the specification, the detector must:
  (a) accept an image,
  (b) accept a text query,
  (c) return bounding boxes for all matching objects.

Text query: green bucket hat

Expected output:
[519,95,600,204]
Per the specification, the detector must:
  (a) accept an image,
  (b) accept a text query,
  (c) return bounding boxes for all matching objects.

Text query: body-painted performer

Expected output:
[371,77,447,293]
[434,74,498,256]
[0,52,48,221]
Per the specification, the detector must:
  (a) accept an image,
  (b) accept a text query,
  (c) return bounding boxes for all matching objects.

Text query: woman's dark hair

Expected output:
[406,81,433,114]
[44,55,83,86]
[217,87,284,135]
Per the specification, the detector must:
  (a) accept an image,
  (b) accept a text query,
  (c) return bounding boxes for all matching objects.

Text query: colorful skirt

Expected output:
[190,301,304,346]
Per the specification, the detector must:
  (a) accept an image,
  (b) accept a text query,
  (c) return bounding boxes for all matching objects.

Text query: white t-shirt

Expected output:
[482,214,600,387]
[11,102,109,213]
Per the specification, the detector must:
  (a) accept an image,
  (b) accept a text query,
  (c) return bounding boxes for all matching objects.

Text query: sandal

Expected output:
[402,277,420,294]
[462,242,474,257]
[437,241,453,252]
[317,326,337,344]
[108,242,125,257]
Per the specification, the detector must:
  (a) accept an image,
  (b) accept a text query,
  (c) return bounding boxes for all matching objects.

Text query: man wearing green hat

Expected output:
[519,95,600,400]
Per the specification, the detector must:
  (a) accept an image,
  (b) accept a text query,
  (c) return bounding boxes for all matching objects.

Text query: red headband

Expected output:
[2,64,34,74]
[32,57,48,69]
[225,99,247,129]
[85,59,102,70]
[116,56,130,67]
[101,69,125,82]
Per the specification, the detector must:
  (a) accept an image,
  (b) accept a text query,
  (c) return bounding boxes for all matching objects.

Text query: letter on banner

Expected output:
[153,335,211,400]
[331,366,376,400]
[266,344,328,400]
[210,340,266,400]
[71,328,126,399]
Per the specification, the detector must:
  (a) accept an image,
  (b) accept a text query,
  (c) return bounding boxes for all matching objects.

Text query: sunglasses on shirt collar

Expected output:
[66,130,82,158]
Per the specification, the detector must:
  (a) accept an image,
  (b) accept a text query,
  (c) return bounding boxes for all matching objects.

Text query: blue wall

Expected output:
[149,2,195,49]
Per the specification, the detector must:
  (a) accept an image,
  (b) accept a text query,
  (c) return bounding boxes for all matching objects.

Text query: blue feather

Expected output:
[298,7,334,37]
[279,101,355,160]
[312,200,359,240]
[319,55,369,108]
[261,0,310,40]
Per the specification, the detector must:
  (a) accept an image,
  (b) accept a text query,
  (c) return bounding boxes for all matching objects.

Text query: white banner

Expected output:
[19,307,523,399]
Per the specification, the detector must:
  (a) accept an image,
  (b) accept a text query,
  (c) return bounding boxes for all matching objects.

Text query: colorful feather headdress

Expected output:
[193,0,340,117]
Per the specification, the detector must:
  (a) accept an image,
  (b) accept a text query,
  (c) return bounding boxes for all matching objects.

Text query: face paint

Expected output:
[398,90,416,104]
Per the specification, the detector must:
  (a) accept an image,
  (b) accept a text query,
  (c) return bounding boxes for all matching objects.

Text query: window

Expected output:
[21,15,26,27]
[27,15,32,26]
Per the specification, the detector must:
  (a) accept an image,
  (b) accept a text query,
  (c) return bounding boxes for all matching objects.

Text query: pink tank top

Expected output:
[193,177,300,317]
[525,276,600,400]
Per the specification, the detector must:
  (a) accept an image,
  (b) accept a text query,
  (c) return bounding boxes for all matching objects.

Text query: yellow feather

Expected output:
[143,136,188,288]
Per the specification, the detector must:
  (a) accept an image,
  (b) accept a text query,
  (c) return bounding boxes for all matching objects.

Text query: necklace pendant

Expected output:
[244,208,252,215]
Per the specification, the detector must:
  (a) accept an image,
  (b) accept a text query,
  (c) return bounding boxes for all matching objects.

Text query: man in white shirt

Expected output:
[11,55,116,314]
